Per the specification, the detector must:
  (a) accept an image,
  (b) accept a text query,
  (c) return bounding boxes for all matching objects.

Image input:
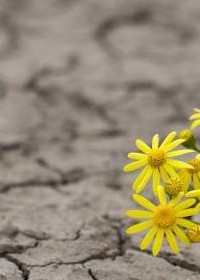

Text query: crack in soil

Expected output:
[94,8,152,59]
[0,165,86,194]
[4,255,30,280]
[88,268,99,280]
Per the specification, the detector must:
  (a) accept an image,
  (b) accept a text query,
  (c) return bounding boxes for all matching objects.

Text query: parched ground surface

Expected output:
[0,0,200,279]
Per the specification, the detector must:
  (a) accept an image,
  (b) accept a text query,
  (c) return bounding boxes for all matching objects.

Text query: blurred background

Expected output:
[0,0,200,279]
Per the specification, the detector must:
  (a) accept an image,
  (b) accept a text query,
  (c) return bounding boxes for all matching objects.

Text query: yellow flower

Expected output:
[190,108,200,130]
[164,176,183,197]
[187,224,200,243]
[124,132,194,195]
[125,186,198,256]
[180,155,200,193]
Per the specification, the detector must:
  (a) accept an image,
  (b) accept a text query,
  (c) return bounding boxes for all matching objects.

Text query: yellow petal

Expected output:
[157,185,166,205]
[195,202,200,210]
[135,167,153,193]
[190,119,200,130]
[140,225,157,250]
[196,154,200,160]
[126,220,153,234]
[176,218,196,228]
[167,149,195,158]
[174,199,196,211]
[133,194,156,211]
[163,164,178,177]
[125,210,154,219]
[160,132,177,148]
[185,189,200,198]
[123,160,147,172]
[132,166,149,190]
[163,139,185,152]
[152,228,164,256]
[135,139,151,154]
[160,166,169,182]
[194,108,200,113]
[168,192,184,207]
[167,159,194,170]
[193,174,200,190]
[189,113,200,120]
[128,152,147,160]
[165,228,179,254]
[179,170,191,193]
[172,225,190,246]
[176,208,198,217]
[152,134,159,149]
[152,169,160,197]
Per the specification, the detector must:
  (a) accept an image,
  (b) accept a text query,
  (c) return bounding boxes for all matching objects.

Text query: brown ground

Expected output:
[0,0,200,279]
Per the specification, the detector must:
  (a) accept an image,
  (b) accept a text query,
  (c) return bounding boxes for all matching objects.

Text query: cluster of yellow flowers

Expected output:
[124,108,200,256]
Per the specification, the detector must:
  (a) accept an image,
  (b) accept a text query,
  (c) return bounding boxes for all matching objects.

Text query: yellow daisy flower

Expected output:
[124,132,194,195]
[187,224,200,243]
[190,108,200,130]
[164,176,183,197]
[125,186,199,256]
[179,155,200,193]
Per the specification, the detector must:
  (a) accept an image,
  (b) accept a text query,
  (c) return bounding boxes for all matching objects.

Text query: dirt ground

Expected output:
[0,0,200,279]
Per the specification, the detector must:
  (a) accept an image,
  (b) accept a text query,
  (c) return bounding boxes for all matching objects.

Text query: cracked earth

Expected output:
[0,0,200,279]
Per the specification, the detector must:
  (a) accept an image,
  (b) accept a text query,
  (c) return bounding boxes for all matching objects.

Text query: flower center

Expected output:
[154,205,176,228]
[165,177,183,197]
[187,224,200,243]
[188,159,200,174]
[148,149,166,168]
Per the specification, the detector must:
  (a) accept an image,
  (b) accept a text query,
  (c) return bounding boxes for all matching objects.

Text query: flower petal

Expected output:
[179,170,191,193]
[133,194,156,211]
[167,149,195,158]
[194,108,200,113]
[140,225,157,250]
[189,113,200,120]
[123,159,147,172]
[135,139,151,154]
[135,167,153,193]
[152,134,159,149]
[172,225,190,246]
[160,166,169,182]
[125,210,154,219]
[132,166,149,190]
[174,199,196,212]
[157,185,166,205]
[163,164,178,177]
[126,220,153,234]
[160,132,177,148]
[168,192,184,207]
[167,159,194,170]
[190,119,200,130]
[193,174,200,190]
[128,152,147,160]
[176,208,198,217]
[185,189,200,198]
[176,218,196,229]
[152,228,164,256]
[165,228,179,254]
[163,139,185,152]
[152,169,160,197]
